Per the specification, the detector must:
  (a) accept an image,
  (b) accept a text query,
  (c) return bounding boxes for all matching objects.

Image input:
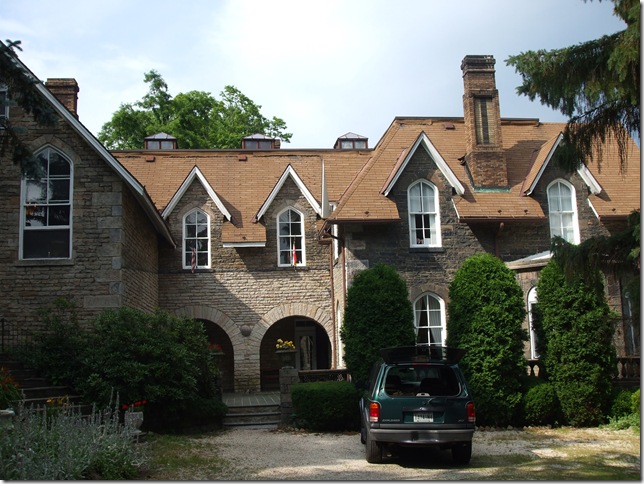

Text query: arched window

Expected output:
[21,147,72,259]
[183,209,210,270]
[413,293,446,345]
[408,180,441,247]
[277,208,304,267]
[547,179,579,244]
[527,287,540,360]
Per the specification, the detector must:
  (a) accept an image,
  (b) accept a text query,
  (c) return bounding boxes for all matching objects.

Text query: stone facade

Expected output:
[1,52,638,394]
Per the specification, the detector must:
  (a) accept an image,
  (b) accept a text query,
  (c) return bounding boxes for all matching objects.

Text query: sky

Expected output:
[1,0,628,149]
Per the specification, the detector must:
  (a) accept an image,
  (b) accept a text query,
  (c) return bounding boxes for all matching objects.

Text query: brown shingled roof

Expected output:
[114,149,367,243]
[114,117,640,239]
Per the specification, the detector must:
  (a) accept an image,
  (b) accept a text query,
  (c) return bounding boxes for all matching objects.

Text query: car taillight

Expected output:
[369,402,380,423]
[467,402,476,423]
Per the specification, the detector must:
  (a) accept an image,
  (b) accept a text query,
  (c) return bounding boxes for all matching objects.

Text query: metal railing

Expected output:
[298,369,350,383]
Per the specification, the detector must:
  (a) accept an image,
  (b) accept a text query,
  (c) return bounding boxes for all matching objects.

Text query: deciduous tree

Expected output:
[98,70,292,149]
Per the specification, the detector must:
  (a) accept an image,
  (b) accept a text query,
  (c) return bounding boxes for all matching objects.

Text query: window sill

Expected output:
[16,258,74,267]
[409,247,445,254]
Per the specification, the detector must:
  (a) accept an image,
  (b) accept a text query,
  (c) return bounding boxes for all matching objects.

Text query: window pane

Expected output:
[186,212,196,224]
[23,229,69,258]
[196,225,208,237]
[49,152,70,176]
[197,253,208,266]
[25,180,46,203]
[186,225,196,238]
[48,206,70,225]
[49,179,70,203]
[25,206,47,227]
[196,211,207,224]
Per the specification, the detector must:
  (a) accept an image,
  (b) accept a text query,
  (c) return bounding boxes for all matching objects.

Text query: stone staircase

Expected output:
[222,393,281,429]
[0,355,84,411]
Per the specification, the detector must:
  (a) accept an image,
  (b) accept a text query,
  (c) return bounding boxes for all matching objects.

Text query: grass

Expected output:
[139,432,232,480]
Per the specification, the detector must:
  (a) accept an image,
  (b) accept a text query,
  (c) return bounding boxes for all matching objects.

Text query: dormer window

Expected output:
[334,132,368,150]
[474,97,495,145]
[242,134,279,150]
[145,132,177,150]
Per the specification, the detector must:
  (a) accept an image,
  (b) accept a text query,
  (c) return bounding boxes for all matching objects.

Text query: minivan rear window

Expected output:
[383,364,460,397]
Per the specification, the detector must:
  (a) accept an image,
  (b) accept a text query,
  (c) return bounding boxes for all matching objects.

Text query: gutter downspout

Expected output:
[495,222,505,258]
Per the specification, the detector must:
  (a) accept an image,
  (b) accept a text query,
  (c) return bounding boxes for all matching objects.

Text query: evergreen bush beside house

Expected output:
[340,263,416,388]
[446,253,528,428]
[535,260,617,427]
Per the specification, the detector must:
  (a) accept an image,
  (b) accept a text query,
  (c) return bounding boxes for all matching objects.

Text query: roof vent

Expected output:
[334,132,368,150]
[242,133,280,150]
[145,132,177,150]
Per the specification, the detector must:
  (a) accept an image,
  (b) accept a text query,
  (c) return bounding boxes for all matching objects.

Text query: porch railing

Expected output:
[298,369,350,383]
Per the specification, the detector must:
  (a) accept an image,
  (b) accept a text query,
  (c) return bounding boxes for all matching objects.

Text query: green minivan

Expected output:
[359,345,476,464]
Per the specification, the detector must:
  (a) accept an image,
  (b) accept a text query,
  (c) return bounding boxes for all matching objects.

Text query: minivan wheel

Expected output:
[451,442,472,465]
[365,431,383,464]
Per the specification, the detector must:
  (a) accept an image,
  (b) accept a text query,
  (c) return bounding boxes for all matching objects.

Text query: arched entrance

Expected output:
[260,316,331,391]
[200,320,235,392]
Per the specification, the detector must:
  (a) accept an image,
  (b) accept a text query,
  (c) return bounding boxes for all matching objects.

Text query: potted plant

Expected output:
[275,339,297,368]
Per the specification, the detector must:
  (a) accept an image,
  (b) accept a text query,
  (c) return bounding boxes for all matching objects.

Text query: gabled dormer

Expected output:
[461,55,507,189]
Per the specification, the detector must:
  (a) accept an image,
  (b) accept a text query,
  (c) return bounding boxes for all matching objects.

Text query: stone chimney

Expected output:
[461,55,507,189]
[45,78,79,119]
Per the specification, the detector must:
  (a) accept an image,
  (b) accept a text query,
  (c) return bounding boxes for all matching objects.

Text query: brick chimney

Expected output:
[461,55,507,189]
[45,78,79,119]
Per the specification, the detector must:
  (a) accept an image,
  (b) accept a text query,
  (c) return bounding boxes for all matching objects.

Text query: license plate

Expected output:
[413,412,433,423]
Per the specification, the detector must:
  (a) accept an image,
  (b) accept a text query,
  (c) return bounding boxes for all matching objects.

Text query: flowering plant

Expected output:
[46,395,70,407]
[275,339,296,350]
[0,366,21,409]
[208,343,224,353]
[121,400,147,411]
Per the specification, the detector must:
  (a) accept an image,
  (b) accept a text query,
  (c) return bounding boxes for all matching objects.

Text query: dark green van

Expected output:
[359,345,476,464]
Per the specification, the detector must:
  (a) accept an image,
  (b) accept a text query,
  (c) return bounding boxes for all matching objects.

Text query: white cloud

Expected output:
[2,0,627,148]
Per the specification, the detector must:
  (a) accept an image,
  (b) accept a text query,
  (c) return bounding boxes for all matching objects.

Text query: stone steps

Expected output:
[223,402,281,429]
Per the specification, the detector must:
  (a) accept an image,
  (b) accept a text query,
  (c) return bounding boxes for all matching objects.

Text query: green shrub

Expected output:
[446,253,528,427]
[291,380,361,431]
[610,389,634,418]
[535,261,617,426]
[631,389,640,415]
[340,263,415,388]
[17,298,88,386]
[76,307,226,432]
[522,381,560,426]
[0,401,146,479]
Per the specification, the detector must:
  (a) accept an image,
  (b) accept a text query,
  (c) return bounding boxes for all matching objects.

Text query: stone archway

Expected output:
[255,303,332,391]
[174,305,238,392]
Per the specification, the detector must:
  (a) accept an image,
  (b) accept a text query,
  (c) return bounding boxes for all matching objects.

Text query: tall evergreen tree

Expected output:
[535,260,617,426]
[506,0,639,171]
[340,263,415,387]
[0,40,59,178]
[447,253,527,427]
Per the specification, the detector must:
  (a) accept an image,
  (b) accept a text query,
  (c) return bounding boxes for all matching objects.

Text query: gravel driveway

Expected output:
[178,426,640,480]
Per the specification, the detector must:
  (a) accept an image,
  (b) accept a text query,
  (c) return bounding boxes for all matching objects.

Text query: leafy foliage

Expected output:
[521,380,561,426]
[17,302,226,433]
[446,253,527,427]
[0,367,22,409]
[0,401,146,479]
[291,380,361,431]
[340,263,415,387]
[98,70,292,149]
[535,260,617,426]
[0,40,60,178]
[506,0,640,171]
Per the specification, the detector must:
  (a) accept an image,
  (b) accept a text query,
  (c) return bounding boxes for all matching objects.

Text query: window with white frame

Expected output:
[183,209,210,270]
[278,208,304,266]
[527,287,540,360]
[413,293,446,345]
[21,147,72,259]
[547,179,579,244]
[408,180,441,247]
